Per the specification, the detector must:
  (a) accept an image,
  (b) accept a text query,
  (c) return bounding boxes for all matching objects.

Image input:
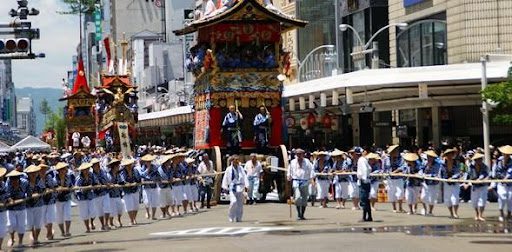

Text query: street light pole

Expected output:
[297,44,336,82]
[480,56,491,167]
[340,23,408,70]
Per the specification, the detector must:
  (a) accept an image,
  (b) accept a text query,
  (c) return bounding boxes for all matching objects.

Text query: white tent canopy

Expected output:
[9,136,51,152]
[0,140,10,153]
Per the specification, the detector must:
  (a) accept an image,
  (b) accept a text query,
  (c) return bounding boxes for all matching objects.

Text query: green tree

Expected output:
[40,98,52,126]
[45,108,66,149]
[482,68,512,124]
[59,0,97,15]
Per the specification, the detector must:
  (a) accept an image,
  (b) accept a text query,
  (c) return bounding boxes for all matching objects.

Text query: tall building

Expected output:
[389,0,512,67]
[16,97,36,137]
[0,59,16,128]
[110,0,165,43]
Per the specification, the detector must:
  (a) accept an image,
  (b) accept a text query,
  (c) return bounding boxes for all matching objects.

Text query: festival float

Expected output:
[60,59,97,150]
[174,0,307,202]
[95,38,138,155]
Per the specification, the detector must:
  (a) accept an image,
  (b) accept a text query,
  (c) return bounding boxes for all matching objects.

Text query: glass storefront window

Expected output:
[297,0,336,61]
[396,20,447,67]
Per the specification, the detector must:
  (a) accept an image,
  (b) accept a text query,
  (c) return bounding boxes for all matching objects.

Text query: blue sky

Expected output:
[0,0,79,88]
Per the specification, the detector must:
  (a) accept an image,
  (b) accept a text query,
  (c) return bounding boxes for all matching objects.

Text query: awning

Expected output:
[138,106,194,128]
[283,59,512,98]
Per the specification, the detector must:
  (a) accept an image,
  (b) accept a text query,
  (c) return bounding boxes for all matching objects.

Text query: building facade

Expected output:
[389,0,512,67]
[16,97,36,137]
[282,0,512,150]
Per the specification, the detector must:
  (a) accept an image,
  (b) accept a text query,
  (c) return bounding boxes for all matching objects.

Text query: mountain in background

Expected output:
[15,87,64,135]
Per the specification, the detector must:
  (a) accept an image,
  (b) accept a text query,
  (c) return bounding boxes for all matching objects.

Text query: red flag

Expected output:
[104,38,111,68]
[72,57,90,94]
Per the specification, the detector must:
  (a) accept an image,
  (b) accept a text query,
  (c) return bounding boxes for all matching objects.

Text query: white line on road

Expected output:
[150,226,292,237]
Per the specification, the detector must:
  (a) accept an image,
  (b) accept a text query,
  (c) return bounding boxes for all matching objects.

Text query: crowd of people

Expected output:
[0,147,219,249]
[287,144,512,223]
[0,143,511,249]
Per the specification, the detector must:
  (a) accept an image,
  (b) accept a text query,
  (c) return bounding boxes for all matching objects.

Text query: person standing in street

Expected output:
[467,153,490,221]
[383,145,406,213]
[357,151,376,222]
[198,153,215,209]
[25,165,44,246]
[331,150,349,209]
[314,151,332,208]
[54,162,74,237]
[420,150,441,216]
[75,163,96,233]
[244,153,263,205]
[6,170,28,248]
[287,149,315,220]
[222,155,248,222]
[403,153,422,215]
[440,148,462,219]
[493,145,512,222]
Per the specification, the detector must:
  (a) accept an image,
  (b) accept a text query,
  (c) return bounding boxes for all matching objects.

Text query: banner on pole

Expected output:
[117,122,132,158]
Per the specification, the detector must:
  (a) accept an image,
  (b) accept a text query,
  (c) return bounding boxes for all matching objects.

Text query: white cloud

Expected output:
[0,0,79,88]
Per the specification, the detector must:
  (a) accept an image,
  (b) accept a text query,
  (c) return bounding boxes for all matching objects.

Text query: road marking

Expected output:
[150,226,292,237]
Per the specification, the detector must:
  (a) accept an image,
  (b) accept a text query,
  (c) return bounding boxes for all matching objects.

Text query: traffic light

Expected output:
[9,0,39,20]
[0,38,30,53]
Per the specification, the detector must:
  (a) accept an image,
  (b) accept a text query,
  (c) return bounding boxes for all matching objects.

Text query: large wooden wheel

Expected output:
[278,144,291,202]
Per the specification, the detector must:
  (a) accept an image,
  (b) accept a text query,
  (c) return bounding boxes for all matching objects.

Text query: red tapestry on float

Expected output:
[208,108,223,147]
[269,106,282,147]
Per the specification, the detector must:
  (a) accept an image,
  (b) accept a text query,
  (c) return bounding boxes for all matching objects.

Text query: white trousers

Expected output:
[26,206,43,230]
[497,184,512,211]
[369,182,380,199]
[109,197,124,216]
[316,180,330,200]
[173,185,185,204]
[184,184,194,202]
[159,188,174,207]
[405,186,421,205]
[443,183,460,207]
[471,186,488,208]
[349,181,360,198]
[78,200,96,220]
[55,201,71,224]
[387,179,404,202]
[7,209,26,234]
[42,204,56,224]
[421,184,439,205]
[334,181,349,199]
[123,193,140,212]
[94,194,111,217]
[143,188,160,208]
[228,191,244,221]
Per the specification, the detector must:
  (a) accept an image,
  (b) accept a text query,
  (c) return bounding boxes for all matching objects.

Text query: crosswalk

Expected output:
[150,226,291,237]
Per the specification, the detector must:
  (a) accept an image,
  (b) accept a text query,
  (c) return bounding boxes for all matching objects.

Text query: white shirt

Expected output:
[357,156,372,184]
[81,136,91,148]
[222,164,248,193]
[72,132,81,146]
[198,160,215,185]
[245,160,262,177]
[287,158,314,187]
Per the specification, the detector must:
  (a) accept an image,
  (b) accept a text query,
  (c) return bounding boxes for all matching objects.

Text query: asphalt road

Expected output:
[2,201,511,252]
